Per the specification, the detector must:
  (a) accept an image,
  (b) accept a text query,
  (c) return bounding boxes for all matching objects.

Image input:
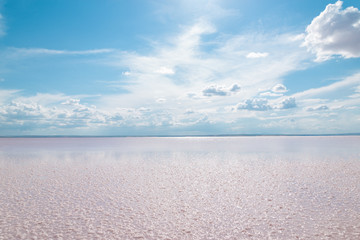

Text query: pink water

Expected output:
[1,137,360,239]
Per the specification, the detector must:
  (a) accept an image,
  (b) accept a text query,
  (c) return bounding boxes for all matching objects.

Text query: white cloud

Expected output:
[9,48,114,57]
[237,98,272,111]
[307,105,329,111]
[0,89,19,104]
[280,97,296,109]
[155,67,175,75]
[260,91,283,97]
[202,85,229,96]
[62,98,81,106]
[246,52,269,58]
[292,72,360,99]
[272,83,288,93]
[109,19,307,110]
[202,84,241,97]
[303,1,360,61]
[236,97,297,111]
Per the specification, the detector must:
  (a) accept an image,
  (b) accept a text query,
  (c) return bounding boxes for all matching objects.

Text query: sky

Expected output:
[0,0,360,136]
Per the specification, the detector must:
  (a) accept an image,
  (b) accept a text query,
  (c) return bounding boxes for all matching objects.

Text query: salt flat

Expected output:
[0,137,359,239]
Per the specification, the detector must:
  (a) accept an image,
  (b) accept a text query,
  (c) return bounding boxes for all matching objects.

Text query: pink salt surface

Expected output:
[0,137,360,239]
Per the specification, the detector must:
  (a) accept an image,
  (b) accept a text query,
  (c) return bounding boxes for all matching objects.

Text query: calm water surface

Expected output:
[0,137,359,239]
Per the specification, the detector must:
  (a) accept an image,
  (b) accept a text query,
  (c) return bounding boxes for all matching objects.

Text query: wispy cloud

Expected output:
[246,52,269,59]
[0,13,5,37]
[105,19,308,114]
[8,48,115,57]
[292,72,360,99]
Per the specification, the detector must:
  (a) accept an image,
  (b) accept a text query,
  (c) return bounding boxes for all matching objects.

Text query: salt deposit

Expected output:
[0,137,359,239]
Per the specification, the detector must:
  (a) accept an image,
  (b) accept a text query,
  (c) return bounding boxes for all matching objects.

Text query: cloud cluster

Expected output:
[237,98,271,111]
[304,1,360,61]
[0,97,122,131]
[236,97,297,111]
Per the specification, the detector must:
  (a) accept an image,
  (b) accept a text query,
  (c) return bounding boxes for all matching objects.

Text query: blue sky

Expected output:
[1,0,360,135]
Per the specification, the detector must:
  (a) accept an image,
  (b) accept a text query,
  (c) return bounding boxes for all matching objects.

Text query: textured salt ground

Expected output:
[0,137,360,239]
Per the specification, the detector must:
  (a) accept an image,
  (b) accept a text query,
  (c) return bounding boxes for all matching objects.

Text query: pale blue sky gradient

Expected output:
[1,0,360,135]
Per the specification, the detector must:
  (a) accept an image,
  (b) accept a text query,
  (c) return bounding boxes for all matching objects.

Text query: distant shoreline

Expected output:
[1,133,360,138]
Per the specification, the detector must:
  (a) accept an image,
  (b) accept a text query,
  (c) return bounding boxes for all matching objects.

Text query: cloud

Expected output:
[303,1,360,61]
[280,97,296,109]
[272,83,288,93]
[307,105,329,111]
[0,96,115,130]
[155,67,175,75]
[62,98,81,106]
[202,85,228,96]
[9,48,114,57]
[230,84,241,92]
[237,98,272,111]
[260,92,283,97]
[236,97,297,111]
[0,89,19,104]
[246,52,269,58]
[202,84,240,97]
[109,17,307,109]
[292,72,360,99]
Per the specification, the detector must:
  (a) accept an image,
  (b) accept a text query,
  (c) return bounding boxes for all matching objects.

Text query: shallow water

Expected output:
[0,136,360,239]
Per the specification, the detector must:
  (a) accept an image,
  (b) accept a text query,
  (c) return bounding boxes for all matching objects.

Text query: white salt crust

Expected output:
[0,137,359,239]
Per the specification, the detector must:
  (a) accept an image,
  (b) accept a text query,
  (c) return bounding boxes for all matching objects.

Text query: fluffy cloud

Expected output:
[202,85,228,96]
[272,84,288,93]
[202,84,241,97]
[237,99,271,111]
[280,97,296,109]
[304,1,360,61]
[236,97,297,111]
[62,98,81,106]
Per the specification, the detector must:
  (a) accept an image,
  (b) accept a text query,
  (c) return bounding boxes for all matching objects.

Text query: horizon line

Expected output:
[1,133,360,138]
